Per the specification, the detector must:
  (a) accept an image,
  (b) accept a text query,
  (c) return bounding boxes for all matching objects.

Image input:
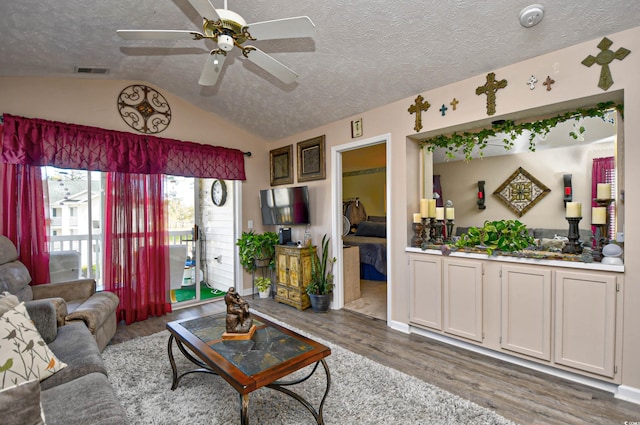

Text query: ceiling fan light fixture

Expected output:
[218,34,234,51]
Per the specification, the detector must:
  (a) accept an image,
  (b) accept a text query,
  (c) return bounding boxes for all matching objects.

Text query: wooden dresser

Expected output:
[275,245,316,310]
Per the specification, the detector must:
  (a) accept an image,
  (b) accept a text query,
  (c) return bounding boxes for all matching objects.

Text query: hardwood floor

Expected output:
[110,298,640,425]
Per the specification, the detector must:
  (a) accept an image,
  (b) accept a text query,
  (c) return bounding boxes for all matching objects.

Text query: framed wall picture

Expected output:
[270,145,293,186]
[297,135,326,182]
[493,166,550,217]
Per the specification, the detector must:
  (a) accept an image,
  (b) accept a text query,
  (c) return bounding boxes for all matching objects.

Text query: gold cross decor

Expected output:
[450,98,459,111]
[476,72,508,116]
[408,95,431,132]
[582,37,631,91]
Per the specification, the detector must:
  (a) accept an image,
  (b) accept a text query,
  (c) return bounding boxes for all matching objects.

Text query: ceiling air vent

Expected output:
[75,67,110,74]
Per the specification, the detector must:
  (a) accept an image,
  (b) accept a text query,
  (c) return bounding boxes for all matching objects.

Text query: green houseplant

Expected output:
[454,219,534,256]
[255,276,272,298]
[305,234,336,312]
[236,230,279,272]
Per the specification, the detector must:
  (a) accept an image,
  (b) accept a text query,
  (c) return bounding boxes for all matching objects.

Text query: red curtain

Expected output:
[1,114,246,179]
[103,172,171,324]
[0,124,51,284]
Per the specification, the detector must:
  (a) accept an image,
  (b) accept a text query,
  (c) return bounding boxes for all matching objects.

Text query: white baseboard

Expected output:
[616,385,640,405]
[388,319,410,334]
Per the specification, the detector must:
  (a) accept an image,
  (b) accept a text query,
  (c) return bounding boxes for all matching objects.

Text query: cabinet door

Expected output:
[276,251,289,286]
[288,254,301,288]
[501,265,551,361]
[443,258,483,342]
[409,255,442,330]
[554,270,617,377]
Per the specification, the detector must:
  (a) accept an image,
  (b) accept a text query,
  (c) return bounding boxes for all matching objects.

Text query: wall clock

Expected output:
[211,179,227,206]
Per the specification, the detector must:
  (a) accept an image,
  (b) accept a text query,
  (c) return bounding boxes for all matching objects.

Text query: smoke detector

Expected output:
[519,4,545,28]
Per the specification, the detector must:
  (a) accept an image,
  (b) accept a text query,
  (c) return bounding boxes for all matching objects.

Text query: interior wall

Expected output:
[343,169,386,218]
[0,76,270,293]
[434,142,615,229]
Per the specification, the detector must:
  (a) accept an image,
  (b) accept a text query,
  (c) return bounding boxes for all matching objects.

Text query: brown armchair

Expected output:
[0,236,119,351]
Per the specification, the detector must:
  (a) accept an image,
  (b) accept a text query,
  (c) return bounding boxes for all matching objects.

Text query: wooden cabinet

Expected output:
[409,254,442,330]
[554,269,618,377]
[274,245,315,310]
[501,265,552,361]
[443,258,483,342]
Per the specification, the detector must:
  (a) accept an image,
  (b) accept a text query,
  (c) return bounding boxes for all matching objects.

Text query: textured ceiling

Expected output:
[0,1,637,141]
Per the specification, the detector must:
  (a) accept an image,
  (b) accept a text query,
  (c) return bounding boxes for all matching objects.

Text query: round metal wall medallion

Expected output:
[117,85,171,134]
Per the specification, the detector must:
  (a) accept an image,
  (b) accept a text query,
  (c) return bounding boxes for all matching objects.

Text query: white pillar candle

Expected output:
[566,202,582,218]
[428,199,437,218]
[413,212,422,223]
[420,199,429,217]
[592,207,607,224]
[445,207,455,220]
[435,207,445,220]
[597,183,612,200]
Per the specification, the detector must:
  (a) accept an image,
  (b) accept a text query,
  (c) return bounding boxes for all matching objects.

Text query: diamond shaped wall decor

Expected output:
[493,167,550,217]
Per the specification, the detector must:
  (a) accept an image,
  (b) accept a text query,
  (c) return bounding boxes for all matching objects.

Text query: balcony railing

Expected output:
[49,230,193,289]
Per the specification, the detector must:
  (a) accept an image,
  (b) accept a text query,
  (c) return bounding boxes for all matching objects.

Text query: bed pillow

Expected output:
[0,379,46,425]
[0,302,67,390]
[355,221,387,238]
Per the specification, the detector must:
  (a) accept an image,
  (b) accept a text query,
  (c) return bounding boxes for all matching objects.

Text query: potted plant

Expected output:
[236,230,279,272]
[454,219,534,256]
[255,276,272,298]
[305,234,336,312]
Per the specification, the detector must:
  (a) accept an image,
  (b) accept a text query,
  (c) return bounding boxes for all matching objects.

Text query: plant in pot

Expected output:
[305,234,336,312]
[236,230,279,272]
[454,219,534,256]
[255,276,272,299]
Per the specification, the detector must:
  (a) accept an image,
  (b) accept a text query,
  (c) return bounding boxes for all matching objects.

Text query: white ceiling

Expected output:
[0,1,637,141]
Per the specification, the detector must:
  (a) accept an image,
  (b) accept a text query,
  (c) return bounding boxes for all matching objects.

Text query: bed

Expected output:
[342,220,387,281]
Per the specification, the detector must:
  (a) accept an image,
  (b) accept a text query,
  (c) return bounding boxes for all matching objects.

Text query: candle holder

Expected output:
[411,222,424,247]
[427,218,436,243]
[592,198,614,261]
[434,220,445,244]
[562,217,583,254]
[445,219,455,242]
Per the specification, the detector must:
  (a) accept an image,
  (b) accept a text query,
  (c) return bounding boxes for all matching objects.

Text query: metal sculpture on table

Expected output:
[223,287,256,339]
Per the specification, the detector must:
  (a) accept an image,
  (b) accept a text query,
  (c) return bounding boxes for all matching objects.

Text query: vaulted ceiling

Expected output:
[0,1,637,141]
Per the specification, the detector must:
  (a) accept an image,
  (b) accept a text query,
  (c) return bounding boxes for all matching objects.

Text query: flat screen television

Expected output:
[259,186,310,225]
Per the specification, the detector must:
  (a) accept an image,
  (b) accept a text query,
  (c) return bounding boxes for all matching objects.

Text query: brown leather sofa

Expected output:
[0,235,119,351]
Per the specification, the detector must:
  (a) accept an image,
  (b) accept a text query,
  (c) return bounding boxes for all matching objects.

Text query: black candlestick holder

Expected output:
[562,217,583,254]
[445,219,455,242]
[434,220,444,244]
[411,222,424,247]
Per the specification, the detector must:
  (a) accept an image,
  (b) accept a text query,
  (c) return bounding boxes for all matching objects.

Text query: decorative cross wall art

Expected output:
[582,37,631,91]
[476,72,508,116]
[493,167,550,217]
[543,76,555,91]
[450,98,459,110]
[408,95,431,132]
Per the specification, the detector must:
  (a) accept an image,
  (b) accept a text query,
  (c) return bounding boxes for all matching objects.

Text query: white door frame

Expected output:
[331,133,392,318]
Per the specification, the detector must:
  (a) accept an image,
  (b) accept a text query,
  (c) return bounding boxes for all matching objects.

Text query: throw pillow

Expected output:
[0,292,20,317]
[354,221,387,238]
[0,379,46,425]
[0,302,67,389]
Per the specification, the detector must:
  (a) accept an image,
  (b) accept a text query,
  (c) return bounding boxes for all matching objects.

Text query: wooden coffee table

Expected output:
[166,312,331,425]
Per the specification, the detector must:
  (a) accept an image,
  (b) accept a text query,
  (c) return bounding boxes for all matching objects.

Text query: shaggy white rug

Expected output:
[102,314,516,425]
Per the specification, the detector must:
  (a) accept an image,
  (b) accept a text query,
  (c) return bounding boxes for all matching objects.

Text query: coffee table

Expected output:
[166,312,331,424]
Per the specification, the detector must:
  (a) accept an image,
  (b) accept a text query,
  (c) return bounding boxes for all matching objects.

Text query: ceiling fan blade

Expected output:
[117,30,204,40]
[199,51,226,86]
[246,47,298,84]
[187,0,220,21]
[247,16,315,41]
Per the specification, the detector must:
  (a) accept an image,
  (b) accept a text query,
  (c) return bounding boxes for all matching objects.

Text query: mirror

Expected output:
[429,111,619,234]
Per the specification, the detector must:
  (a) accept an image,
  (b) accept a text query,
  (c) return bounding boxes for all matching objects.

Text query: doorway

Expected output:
[331,135,391,322]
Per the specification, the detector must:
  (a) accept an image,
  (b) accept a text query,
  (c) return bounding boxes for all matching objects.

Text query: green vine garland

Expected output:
[421,101,623,161]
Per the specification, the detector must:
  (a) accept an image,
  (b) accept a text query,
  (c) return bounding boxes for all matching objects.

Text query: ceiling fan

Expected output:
[117,0,315,86]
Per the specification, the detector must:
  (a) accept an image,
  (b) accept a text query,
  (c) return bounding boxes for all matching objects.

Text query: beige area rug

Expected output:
[343,279,386,321]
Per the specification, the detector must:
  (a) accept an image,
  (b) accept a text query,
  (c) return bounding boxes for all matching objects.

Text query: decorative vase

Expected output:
[309,293,330,312]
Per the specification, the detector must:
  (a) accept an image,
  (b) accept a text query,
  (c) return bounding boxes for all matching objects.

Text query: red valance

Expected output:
[1,114,245,180]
